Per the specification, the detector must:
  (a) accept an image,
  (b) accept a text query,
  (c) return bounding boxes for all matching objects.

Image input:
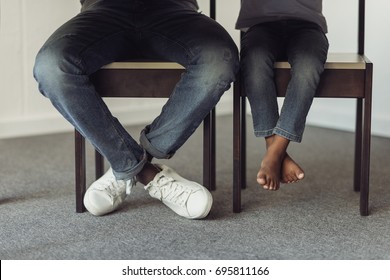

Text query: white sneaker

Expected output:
[144,164,213,219]
[83,168,135,216]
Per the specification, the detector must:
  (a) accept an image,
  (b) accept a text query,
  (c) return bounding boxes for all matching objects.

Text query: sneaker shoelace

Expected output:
[148,175,191,207]
[95,176,132,199]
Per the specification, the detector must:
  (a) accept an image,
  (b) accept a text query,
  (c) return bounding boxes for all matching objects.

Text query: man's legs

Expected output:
[135,11,238,218]
[137,11,239,159]
[33,3,164,216]
[33,6,147,181]
[34,4,238,218]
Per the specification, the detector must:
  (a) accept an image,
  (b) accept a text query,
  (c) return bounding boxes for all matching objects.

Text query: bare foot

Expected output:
[257,136,289,191]
[258,135,302,191]
[257,148,284,191]
[281,153,305,184]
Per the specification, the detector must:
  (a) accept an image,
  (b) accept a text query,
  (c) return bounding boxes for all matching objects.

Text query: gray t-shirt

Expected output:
[80,0,199,11]
[235,0,327,33]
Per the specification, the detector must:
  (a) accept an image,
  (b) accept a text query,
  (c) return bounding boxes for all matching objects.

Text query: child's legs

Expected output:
[240,23,283,138]
[240,22,319,189]
[275,23,329,143]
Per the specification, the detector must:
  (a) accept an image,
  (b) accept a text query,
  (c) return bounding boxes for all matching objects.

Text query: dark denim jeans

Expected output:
[33,0,239,180]
[240,20,329,142]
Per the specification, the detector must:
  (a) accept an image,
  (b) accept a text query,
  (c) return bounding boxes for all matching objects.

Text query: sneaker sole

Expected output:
[83,194,106,216]
[191,187,213,219]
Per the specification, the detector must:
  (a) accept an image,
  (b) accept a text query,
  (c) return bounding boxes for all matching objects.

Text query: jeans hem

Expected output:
[254,129,274,138]
[140,126,174,159]
[254,128,302,143]
[273,127,302,143]
[112,150,148,180]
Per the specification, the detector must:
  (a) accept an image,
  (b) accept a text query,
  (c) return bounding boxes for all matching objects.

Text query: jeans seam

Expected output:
[147,29,193,64]
[95,89,142,167]
[78,29,135,64]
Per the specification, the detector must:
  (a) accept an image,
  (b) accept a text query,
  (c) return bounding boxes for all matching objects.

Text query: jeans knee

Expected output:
[241,48,274,76]
[33,42,83,99]
[291,59,325,87]
[194,42,239,84]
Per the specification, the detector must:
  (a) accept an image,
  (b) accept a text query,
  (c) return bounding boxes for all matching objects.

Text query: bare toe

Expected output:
[281,153,305,184]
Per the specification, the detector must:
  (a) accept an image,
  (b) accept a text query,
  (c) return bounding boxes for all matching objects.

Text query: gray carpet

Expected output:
[1,114,389,260]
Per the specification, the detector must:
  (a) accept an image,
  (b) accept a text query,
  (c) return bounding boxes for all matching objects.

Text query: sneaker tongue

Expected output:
[156,175,174,185]
[125,178,135,195]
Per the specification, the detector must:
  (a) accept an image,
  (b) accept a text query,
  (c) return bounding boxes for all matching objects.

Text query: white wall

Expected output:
[306,0,390,137]
[0,0,389,139]
[0,0,82,138]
